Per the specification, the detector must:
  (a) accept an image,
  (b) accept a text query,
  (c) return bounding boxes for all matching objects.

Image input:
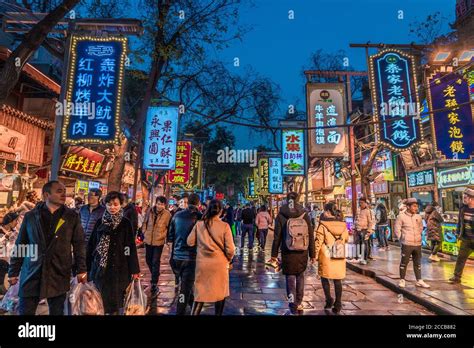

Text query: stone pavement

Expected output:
[346,242,474,315]
[142,231,433,316]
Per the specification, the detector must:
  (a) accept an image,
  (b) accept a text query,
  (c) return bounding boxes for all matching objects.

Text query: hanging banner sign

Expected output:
[247,177,256,198]
[269,157,283,194]
[282,129,305,176]
[62,35,127,144]
[143,106,179,170]
[60,146,105,177]
[184,147,202,190]
[166,141,192,184]
[407,169,435,188]
[437,164,474,189]
[307,83,348,157]
[368,49,423,151]
[427,70,474,160]
[258,158,269,195]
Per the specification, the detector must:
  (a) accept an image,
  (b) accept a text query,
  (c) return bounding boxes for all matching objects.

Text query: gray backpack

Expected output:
[285,213,309,251]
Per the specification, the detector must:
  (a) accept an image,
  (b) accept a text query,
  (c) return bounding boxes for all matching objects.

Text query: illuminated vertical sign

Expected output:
[62,36,127,144]
[258,158,269,195]
[184,147,202,190]
[166,141,192,184]
[427,70,474,160]
[269,157,283,194]
[143,106,179,170]
[282,129,305,176]
[307,83,347,157]
[247,177,256,198]
[368,49,423,151]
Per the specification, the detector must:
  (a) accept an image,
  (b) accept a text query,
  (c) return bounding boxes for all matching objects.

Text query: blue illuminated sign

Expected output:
[143,107,179,170]
[268,157,283,194]
[62,36,127,144]
[369,49,422,151]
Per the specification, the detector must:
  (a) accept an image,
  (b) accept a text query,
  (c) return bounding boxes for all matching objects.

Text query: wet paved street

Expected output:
[347,243,474,315]
[142,231,434,316]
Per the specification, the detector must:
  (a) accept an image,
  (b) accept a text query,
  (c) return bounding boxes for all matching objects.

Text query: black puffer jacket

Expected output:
[271,204,315,275]
[424,205,444,241]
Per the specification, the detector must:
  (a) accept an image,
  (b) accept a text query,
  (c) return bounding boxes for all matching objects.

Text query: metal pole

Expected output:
[349,125,358,218]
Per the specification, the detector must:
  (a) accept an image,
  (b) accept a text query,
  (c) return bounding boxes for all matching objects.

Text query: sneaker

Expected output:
[415,280,430,288]
[332,306,342,315]
[359,259,367,265]
[296,304,304,311]
[399,279,406,288]
[431,255,441,262]
[449,276,461,284]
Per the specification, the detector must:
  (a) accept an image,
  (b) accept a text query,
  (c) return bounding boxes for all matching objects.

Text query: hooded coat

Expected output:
[315,216,349,280]
[271,203,315,275]
[424,205,443,241]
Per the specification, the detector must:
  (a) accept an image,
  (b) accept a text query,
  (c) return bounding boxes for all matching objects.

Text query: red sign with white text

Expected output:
[166,141,192,184]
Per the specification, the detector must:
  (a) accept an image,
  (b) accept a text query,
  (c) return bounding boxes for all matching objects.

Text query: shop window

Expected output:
[442,189,462,213]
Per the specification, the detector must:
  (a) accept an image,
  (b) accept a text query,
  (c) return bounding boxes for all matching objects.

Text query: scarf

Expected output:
[96,209,123,269]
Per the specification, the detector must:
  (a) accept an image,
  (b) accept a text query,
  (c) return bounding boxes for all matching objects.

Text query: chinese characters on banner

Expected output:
[282,129,305,175]
[369,49,422,151]
[60,146,105,177]
[253,167,260,195]
[143,107,179,170]
[62,36,127,144]
[166,141,192,184]
[268,157,283,194]
[258,158,269,195]
[437,164,474,189]
[307,84,347,156]
[427,71,474,160]
[407,169,435,188]
[184,148,202,190]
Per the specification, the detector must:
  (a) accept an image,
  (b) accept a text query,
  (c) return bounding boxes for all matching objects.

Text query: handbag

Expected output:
[202,221,234,271]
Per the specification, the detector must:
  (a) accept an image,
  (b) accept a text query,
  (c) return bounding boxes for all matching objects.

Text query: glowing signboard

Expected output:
[268,157,283,194]
[282,129,305,176]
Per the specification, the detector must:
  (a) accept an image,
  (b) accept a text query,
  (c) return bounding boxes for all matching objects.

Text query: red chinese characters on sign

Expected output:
[166,141,192,184]
[60,146,105,177]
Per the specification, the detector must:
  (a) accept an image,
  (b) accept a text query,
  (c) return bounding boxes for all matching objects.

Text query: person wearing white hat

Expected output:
[394,198,430,288]
[450,188,474,284]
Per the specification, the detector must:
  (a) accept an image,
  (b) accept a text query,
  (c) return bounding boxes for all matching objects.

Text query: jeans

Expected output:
[235,221,242,236]
[286,273,305,311]
[145,244,164,286]
[173,259,196,315]
[454,239,474,278]
[258,229,268,249]
[356,230,370,260]
[321,277,342,309]
[377,225,389,247]
[241,224,254,249]
[400,244,422,280]
[19,293,67,315]
[430,240,441,256]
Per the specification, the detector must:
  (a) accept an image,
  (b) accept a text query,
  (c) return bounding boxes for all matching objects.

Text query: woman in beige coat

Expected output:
[187,199,235,315]
[315,202,349,314]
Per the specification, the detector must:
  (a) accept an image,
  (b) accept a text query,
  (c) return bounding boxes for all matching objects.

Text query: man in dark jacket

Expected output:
[8,181,87,315]
[241,204,256,250]
[450,188,474,283]
[269,192,315,315]
[167,193,202,315]
[79,188,105,243]
[123,196,139,236]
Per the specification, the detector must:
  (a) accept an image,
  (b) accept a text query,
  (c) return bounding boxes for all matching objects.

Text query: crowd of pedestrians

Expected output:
[0,180,473,316]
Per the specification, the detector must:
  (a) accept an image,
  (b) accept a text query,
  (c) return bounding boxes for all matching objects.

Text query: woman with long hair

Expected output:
[315,201,349,314]
[87,191,140,315]
[256,205,272,251]
[187,199,235,315]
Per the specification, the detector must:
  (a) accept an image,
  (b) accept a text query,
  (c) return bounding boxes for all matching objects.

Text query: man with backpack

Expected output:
[375,202,389,251]
[269,192,315,315]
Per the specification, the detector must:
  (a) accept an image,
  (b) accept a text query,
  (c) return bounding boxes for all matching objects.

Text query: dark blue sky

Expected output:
[211,0,455,148]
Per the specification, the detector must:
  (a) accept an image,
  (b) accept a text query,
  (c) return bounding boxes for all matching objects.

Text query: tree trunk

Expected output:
[107,137,128,192]
[359,143,382,200]
[0,0,80,104]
